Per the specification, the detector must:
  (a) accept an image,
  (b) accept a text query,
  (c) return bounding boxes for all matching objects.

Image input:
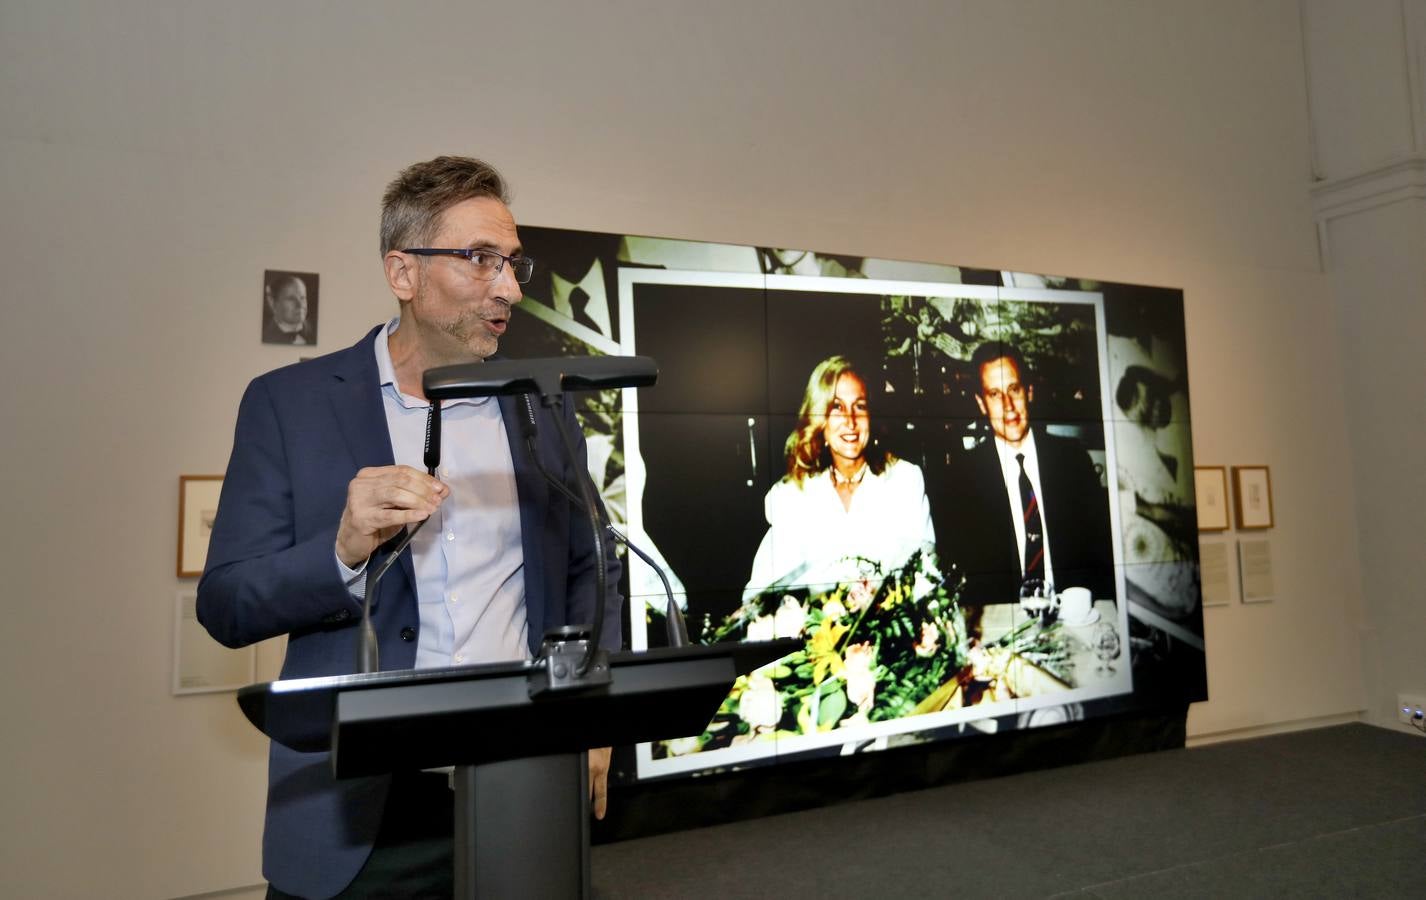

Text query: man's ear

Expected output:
[384,251,418,302]
[974,394,988,417]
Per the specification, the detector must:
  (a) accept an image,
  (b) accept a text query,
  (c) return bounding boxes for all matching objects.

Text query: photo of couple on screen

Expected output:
[500,225,1206,781]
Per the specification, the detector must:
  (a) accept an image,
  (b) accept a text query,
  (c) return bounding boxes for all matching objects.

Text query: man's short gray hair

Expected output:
[379,156,511,256]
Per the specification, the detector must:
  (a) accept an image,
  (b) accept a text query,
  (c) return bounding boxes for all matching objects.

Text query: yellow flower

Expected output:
[880,582,905,611]
[809,619,849,685]
[796,694,816,734]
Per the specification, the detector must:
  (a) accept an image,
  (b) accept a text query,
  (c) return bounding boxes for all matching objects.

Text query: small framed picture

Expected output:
[178,475,224,577]
[173,590,255,694]
[1232,465,1274,530]
[1198,538,1234,607]
[1195,466,1230,532]
[1237,538,1275,603]
[262,270,319,346]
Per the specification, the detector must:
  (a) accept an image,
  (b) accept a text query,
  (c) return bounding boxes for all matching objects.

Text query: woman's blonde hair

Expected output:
[784,355,891,484]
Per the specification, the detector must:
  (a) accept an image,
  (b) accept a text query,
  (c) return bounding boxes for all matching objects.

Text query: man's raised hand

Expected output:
[335,465,449,568]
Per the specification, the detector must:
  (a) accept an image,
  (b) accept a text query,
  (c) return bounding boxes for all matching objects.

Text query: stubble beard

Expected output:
[439,310,499,361]
[409,272,505,363]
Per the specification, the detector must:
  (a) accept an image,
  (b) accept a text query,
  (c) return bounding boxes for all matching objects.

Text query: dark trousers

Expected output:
[268,771,454,900]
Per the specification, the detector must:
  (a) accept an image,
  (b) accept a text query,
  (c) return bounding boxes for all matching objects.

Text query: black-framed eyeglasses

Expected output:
[401,248,535,284]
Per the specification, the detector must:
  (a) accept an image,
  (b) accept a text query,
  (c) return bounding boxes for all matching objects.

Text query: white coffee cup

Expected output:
[1059,586,1093,624]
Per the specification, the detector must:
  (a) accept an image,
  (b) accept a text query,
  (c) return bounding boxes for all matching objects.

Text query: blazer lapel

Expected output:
[499,392,551,654]
[327,327,417,595]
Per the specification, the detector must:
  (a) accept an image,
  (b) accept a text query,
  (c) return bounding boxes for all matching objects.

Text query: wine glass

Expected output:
[1091,622,1121,676]
[1018,577,1057,628]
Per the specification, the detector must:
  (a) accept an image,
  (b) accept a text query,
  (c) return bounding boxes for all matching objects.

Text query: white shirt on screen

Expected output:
[743,457,936,599]
[991,430,1056,588]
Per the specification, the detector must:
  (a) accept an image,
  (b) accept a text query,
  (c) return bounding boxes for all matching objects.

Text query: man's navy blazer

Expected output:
[197,325,622,899]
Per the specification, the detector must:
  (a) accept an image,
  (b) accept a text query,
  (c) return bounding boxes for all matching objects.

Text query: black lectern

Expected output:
[238,639,797,898]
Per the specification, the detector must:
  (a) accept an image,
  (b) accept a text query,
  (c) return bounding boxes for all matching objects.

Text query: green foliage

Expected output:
[677,551,970,752]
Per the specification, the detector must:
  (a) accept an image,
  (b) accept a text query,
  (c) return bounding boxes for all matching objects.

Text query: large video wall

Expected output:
[502,227,1207,784]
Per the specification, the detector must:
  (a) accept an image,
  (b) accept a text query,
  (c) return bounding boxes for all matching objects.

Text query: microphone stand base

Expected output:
[528,627,612,697]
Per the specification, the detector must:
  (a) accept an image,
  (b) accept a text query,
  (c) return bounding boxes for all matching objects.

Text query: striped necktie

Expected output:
[1016,453,1044,578]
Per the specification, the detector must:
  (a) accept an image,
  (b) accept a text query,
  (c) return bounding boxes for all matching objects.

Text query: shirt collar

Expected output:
[821,462,882,487]
[375,317,489,410]
[993,429,1038,470]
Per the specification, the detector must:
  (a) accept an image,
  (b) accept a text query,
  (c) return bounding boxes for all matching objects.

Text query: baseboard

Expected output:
[1185,710,1365,747]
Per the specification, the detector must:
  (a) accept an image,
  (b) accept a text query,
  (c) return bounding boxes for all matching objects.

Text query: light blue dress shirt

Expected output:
[340,319,530,667]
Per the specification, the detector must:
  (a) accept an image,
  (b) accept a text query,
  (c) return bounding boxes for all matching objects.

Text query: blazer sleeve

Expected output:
[196,376,361,648]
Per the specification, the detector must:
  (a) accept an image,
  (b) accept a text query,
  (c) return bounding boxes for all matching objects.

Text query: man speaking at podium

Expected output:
[198,157,622,899]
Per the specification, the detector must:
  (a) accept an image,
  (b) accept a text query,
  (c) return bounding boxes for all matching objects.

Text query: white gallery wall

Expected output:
[0,1,1379,896]
[1303,0,1426,731]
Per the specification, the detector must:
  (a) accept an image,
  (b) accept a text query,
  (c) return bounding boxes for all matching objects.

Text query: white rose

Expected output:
[847,579,875,613]
[664,736,703,757]
[737,672,783,729]
[746,614,775,642]
[843,641,877,710]
[913,566,937,600]
[839,709,870,730]
[822,598,847,621]
[913,621,940,657]
[773,596,807,639]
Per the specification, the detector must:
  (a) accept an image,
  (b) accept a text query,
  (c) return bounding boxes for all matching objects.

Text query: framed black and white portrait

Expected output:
[261,270,319,346]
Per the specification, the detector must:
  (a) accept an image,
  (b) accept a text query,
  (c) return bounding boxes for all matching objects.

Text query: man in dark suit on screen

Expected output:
[938,341,1115,607]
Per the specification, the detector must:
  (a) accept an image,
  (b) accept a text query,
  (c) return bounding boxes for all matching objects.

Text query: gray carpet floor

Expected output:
[591,723,1425,898]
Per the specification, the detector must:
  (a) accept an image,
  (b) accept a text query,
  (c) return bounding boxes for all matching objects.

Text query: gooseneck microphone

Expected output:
[517,394,689,648]
[543,396,611,678]
[355,400,444,673]
[423,355,659,688]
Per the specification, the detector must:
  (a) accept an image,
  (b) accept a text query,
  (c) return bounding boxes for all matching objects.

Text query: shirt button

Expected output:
[454,653,465,664]
[446,532,455,541]
[449,594,458,604]
[441,466,452,478]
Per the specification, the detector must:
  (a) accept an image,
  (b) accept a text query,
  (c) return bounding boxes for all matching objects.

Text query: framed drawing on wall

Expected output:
[1195,466,1230,532]
[172,590,255,694]
[1197,538,1234,606]
[1237,538,1275,602]
[178,475,223,577]
[1232,465,1274,530]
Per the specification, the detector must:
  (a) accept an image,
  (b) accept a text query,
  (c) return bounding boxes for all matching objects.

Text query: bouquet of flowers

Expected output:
[664,550,968,755]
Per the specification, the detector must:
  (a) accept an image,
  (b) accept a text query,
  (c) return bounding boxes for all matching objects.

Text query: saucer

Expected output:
[1060,608,1100,627]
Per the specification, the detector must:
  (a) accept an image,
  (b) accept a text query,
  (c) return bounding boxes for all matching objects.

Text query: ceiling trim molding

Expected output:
[1309,153,1425,270]
[1310,152,1426,218]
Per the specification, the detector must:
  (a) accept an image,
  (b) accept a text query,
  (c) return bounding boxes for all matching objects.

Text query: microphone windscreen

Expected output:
[424,356,658,400]
[423,401,442,472]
